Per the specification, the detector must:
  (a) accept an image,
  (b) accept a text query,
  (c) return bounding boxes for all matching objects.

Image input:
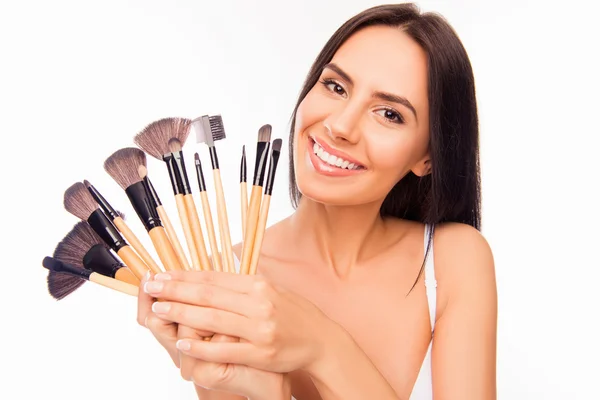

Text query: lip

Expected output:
[310,136,365,168]
[307,137,366,177]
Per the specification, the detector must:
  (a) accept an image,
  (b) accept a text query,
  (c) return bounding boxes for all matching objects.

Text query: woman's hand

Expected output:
[140,271,292,399]
[143,270,340,374]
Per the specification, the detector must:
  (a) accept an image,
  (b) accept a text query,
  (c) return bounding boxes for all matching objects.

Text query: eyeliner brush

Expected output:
[240,145,248,241]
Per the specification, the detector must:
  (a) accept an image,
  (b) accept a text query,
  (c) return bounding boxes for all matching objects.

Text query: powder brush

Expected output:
[103,147,183,271]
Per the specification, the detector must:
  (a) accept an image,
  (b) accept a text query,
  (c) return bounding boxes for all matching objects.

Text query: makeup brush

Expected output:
[54,220,140,285]
[103,148,183,272]
[240,145,248,241]
[134,118,211,271]
[84,179,162,274]
[64,182,150,280]
[142,167,190,270]
[249,139,282,275]
[193,115,234,273]
[239,124,272,275]
[43,257,138,299]
[193,152,223,272]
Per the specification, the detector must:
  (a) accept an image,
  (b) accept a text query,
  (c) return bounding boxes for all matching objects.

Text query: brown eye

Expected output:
[375,108,405,124]
[320,79,347,96]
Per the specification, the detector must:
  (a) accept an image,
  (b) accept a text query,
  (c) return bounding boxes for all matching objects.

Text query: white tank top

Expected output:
[232,224,436,399]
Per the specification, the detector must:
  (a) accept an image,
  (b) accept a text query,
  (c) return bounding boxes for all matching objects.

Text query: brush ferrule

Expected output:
[83,244,123,278]
[240,151,247,183]
[162,153,184,195]
[125,180,162,231]
[195,157,206,192]
[86,184,118,220]
[164,151,192,195]
[46,257,92,280]
[264,150,281,196]
[87,209,127,252]
[209,146,219,170]
[145,177,162,207]
[253,141,271,186]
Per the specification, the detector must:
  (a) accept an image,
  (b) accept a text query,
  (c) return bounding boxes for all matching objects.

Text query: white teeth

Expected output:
[311,139,361,170]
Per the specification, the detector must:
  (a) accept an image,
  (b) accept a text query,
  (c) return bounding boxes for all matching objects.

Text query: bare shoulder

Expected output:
[433,222,495,285]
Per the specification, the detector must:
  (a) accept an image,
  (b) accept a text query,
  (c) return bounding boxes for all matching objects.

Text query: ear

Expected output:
[411,155,431,177]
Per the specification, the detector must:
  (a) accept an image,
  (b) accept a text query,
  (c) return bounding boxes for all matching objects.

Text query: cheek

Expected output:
[368,135,419,177]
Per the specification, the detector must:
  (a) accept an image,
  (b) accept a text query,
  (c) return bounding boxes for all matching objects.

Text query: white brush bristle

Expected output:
[192,117,207,143]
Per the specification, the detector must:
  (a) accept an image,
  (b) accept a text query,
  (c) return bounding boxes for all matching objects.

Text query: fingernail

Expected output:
[152,301,171,314]
[144,281,164,294]
[176,340,191,351]
[154,273,172,281]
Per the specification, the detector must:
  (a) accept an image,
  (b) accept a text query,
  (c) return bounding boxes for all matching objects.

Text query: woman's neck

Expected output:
[289,197,389,278]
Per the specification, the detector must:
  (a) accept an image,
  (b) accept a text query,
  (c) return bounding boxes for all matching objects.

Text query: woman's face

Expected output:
[294,25,431,206]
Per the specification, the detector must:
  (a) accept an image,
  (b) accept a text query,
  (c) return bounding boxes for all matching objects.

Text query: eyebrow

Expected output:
[323,62,418,121]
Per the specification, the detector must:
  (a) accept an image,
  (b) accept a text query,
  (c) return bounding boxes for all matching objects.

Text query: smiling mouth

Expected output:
[309,138,365,170]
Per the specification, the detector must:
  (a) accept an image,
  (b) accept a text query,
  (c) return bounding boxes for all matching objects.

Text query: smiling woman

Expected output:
[138,3,496,400]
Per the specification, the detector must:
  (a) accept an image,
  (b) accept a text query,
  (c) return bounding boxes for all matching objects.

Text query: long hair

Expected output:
[288,3,481,234]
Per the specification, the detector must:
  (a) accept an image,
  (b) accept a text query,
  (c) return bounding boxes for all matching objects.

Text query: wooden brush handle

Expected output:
[249,194,271,275]
[199,191,222,272]
[184,194,212,271]
[240,185,263,275]
[213,169,235,274]
[115,267,141,285]
[156,204,190,270]
[149,226,183,271]
[90,272,139,297]
[241,181,248,241]
[175,194,199,271]
[117,245,150,280]
[113,217,162,274]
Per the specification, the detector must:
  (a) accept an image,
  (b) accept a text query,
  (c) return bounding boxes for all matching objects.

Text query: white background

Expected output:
[1,0,598,398]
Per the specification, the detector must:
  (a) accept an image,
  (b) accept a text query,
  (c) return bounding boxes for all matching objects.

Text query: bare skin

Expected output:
[138,25,497,400]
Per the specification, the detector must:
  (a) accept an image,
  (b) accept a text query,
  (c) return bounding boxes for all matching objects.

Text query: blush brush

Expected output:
[134,118,211,271]
[104,147,183,271]
[64,182,150,280]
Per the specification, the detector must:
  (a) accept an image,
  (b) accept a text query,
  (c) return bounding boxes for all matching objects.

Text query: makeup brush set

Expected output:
[42,115,283,299]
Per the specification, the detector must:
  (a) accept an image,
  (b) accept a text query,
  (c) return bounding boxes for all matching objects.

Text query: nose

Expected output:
[323,102,362,144]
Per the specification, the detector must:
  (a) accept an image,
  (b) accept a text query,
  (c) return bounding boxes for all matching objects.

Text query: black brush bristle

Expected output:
[272,138,282,152]
[104,148,147,189]
[64,182,99,220]
[134,118,192,159]
[47,271,85,300]
[208,115,227,141]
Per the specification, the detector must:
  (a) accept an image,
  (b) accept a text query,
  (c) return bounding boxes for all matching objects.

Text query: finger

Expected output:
[151,302,257,340]
[152,270,259,294]
[143,277,260,317]
[175,339,269,370]
[178,324,208,381]
[137,271,153,327]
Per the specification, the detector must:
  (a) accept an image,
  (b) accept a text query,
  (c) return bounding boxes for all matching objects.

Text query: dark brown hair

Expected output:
[288,3,481,232]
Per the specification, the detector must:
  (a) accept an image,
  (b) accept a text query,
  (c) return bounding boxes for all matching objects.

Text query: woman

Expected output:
[138,3,497,399]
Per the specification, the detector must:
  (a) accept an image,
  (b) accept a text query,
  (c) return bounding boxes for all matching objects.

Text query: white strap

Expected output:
[424,224,437,333]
